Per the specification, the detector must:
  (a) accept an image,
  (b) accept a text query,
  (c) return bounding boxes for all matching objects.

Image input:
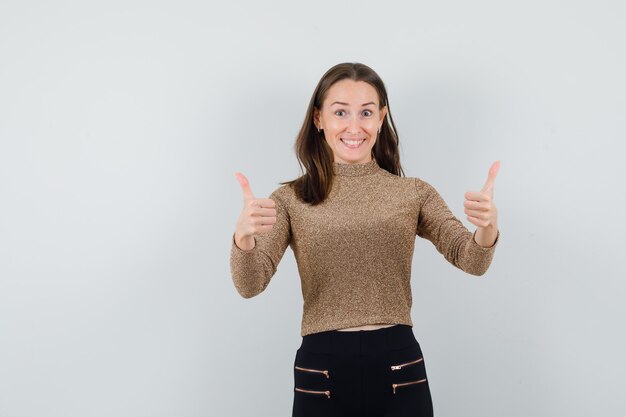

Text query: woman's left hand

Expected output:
[464,160,500,230]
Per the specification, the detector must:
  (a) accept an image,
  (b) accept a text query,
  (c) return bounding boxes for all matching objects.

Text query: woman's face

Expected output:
[315,79,387,164]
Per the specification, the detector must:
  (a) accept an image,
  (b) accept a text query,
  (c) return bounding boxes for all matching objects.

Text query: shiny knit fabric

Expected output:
[230,158,500,337]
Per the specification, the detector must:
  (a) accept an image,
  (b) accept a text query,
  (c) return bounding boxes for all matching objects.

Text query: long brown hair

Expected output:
[281,62,405,205]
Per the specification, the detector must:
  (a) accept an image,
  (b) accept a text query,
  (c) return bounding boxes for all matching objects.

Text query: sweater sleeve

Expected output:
[415,178,500,276]
[229,187,292,298]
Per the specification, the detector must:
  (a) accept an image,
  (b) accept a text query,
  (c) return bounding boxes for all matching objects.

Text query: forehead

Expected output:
[324,79,379,105]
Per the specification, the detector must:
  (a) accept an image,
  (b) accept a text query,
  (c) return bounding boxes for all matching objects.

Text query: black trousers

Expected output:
[292,324,434,417]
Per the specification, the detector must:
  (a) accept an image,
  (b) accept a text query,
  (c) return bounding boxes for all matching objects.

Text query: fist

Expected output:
[233,172,277,249]
[463,160,500,229]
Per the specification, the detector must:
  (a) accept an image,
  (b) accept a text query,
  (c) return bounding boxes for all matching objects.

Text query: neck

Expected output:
[333,158,379,177]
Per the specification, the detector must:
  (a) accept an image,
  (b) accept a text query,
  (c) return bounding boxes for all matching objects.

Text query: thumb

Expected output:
[481,160,500,194]
[234,172,255,201]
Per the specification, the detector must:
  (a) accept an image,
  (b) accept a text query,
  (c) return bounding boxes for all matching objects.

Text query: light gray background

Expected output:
[1,1,624,416]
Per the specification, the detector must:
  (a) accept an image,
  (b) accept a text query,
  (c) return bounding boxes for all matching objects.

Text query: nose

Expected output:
[346,114,361,134]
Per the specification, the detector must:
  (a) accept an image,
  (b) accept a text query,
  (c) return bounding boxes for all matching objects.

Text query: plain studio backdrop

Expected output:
[1,1,625,416]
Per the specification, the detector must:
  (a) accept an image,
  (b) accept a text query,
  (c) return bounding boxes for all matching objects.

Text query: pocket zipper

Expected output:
[390,357,423,371]
[294,387,331,398]
[392,378,427,394]
[295,365,330,379]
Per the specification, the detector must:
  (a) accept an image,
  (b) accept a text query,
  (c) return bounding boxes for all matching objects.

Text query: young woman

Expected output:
[230,62,501,417]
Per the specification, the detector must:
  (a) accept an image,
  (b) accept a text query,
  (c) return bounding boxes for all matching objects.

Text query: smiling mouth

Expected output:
[340,138,366,148]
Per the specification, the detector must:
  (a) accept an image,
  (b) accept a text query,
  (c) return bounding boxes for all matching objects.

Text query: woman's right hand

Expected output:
[233,172,277,251]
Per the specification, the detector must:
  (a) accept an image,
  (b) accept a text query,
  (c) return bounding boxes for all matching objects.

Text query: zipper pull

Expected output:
[295,366,330,378]
[390,357,423,371]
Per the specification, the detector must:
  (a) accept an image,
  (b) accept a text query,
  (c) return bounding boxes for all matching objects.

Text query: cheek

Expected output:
[365,120,379,131]
[326,120,343,131]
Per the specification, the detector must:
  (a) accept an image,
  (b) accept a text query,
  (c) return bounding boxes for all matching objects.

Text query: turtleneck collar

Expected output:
[333,158,380,177]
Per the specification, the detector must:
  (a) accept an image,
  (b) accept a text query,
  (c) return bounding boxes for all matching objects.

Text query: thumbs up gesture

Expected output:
[463,161,500,241]
[233,172,278,251]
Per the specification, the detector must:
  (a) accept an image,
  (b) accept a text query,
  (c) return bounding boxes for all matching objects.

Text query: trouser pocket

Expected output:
[292,348,335,416]
[386,343,433,416]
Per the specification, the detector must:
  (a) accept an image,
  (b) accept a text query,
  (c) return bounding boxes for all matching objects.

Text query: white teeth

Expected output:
[341,138,365,147]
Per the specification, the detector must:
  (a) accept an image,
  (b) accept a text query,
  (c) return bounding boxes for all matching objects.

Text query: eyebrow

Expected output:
[330,101,376,106]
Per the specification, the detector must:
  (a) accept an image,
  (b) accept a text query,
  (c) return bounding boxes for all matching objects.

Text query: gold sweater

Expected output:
[230,158,500,336]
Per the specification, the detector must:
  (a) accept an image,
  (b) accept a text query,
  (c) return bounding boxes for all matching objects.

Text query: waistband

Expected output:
[299,324,417,355]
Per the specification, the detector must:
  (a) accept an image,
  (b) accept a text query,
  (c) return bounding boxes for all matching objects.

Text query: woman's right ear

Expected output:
[313,108,323,129]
